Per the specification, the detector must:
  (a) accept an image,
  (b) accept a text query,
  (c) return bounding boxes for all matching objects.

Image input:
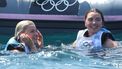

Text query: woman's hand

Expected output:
[37,30,43,48]
[19,33,37,52]
[72,41,77,48]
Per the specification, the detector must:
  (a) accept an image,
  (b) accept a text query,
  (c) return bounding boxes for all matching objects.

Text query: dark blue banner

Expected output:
[30,0,79,15]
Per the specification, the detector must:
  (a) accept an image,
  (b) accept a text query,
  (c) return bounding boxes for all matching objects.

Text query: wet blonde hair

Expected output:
[15,20,35,37]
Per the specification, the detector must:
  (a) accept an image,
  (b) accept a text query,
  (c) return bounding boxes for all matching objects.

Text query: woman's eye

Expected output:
[30,30,37,33]
[95,18,102,21]
[88,17,102,22]
[88,18,93,21]
[29,30,34,33]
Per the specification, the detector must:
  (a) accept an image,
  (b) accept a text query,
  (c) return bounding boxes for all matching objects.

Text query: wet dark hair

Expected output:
[84,8,104,23]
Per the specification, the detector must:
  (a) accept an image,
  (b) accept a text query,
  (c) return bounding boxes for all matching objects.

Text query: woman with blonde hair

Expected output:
[5,20,43,53]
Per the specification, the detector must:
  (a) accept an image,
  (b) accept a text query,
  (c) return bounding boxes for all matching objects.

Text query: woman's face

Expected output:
[24,25,38,42]
[85,12,103,34]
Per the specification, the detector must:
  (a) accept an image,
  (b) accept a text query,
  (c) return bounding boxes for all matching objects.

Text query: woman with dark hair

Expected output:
[73,8,117,53]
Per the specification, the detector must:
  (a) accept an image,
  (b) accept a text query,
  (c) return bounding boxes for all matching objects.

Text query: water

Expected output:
[1,46,122,69]
[0,29,122,69]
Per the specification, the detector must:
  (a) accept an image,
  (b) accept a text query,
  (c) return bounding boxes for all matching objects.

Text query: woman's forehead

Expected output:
[87,12,101,17]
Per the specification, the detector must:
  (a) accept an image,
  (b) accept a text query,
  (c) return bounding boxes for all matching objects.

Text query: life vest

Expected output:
[74,28,111,52]
[4,37,29,53]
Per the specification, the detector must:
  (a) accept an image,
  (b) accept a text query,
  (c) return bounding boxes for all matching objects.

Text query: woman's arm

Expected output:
[102,33,118,48]
[104,39,118,48]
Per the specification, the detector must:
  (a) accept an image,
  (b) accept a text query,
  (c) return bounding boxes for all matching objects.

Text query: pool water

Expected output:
[0,29,122,69]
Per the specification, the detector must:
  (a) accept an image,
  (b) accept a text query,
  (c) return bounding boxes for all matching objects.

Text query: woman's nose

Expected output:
[92,21,96,24]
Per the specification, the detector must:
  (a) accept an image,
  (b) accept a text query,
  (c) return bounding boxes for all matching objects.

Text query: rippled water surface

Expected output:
[0,30,122,69]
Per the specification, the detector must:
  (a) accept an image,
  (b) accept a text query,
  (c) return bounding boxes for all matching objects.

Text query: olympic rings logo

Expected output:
[36,0,78,12]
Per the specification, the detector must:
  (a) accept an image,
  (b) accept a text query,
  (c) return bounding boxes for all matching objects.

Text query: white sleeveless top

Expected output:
[74,28,110,52]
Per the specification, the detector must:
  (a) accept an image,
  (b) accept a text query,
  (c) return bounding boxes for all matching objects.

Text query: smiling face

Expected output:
[85,11,103,36]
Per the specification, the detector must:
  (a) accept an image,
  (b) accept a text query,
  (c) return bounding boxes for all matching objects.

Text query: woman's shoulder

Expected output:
[77,29,87,35]
[101,27,111,33]
[78,29,87,33]
[7,37,19,45]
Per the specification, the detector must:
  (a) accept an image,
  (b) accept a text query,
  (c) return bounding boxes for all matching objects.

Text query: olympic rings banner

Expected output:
[30,0,79,15]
